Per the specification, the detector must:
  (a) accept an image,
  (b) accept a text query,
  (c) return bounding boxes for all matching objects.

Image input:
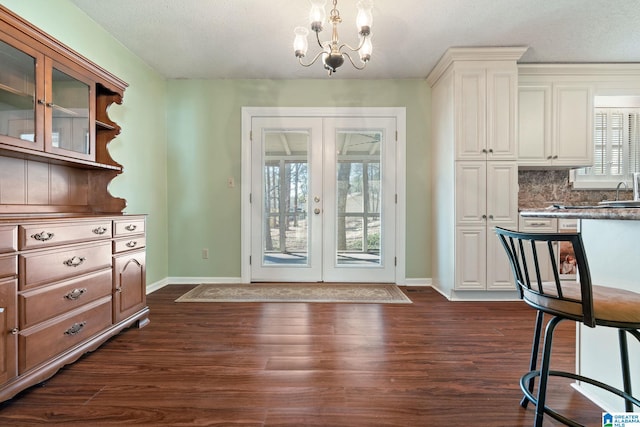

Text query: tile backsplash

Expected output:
[518,170,630,208]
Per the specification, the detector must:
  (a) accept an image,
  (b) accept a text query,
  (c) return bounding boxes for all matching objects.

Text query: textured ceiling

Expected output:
[68,0,640,79]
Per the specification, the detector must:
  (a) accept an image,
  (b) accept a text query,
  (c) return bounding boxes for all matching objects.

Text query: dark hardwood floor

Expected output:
[0,285,604,426]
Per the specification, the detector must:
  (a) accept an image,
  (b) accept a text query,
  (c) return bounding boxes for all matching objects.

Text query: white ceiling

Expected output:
[68,0,640,80]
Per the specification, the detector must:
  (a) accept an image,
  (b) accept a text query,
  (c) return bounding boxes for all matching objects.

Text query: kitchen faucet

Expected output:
[616,181,628,201]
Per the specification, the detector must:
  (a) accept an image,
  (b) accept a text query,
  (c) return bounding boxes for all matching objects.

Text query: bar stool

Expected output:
[495,227,640,427]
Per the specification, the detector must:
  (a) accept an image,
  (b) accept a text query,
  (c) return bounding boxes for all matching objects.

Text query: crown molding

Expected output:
[426,46,528,87]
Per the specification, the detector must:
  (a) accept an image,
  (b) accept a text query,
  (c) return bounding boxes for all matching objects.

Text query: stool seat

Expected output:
[495,227,640,427]
[525,281,640,326]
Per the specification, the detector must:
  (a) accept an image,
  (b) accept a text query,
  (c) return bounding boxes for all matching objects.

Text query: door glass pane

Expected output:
[336,129,382,265]
[262,130,309,266]
[0,40,36,143]
[51,67,90,154]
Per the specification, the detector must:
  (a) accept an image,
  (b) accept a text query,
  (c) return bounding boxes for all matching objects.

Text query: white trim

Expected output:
[166,276,243,285]
[241,107,407,284]
[404,278,431,287]
[146,277,170,294]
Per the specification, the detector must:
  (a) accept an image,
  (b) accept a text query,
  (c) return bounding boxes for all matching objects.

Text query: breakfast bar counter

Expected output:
[519,206,640,412]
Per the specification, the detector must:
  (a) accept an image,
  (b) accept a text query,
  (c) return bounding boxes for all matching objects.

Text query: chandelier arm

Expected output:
[297,50,326,68]
[314,30,325,50]
[339,35,367,53]
[342,52,367,70]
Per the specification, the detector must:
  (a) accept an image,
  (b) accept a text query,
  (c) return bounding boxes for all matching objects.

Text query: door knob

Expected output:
[314,208,321,214]
[314,196,320,203]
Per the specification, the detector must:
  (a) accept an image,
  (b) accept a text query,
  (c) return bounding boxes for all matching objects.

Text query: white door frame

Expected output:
[241,107,406,284]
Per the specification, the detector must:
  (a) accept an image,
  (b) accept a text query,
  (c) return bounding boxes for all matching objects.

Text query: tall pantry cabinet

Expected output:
[428,47,526,299]
[0,6,148,402]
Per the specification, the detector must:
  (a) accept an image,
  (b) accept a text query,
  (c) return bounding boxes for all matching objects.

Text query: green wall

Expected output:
[1,0,170,286]
[1,1,432,282]
[166,80,432,279]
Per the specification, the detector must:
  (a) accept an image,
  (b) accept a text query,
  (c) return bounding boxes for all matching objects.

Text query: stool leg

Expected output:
[522,311,545,408]
[619,329,633,412]
[535,316,562,427]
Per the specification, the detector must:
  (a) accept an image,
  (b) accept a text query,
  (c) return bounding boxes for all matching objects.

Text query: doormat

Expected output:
[175,283,412,304]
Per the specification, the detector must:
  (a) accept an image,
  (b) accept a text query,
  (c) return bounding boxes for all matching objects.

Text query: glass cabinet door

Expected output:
[46,61,94,160]
[0,37,44,150]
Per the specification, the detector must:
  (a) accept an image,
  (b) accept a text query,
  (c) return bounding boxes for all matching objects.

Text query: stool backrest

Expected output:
[494,227,595,327]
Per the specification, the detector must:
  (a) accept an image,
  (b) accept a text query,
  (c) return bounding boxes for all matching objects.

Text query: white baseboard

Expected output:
[403,278,432,287]
[146,277,243,294]
[147,277,429,293]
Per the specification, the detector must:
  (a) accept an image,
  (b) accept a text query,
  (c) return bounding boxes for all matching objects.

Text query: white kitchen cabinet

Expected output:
[428,47,525,299]
[518,75,593,168]
[455,161,518,290]
[455,64,518,161]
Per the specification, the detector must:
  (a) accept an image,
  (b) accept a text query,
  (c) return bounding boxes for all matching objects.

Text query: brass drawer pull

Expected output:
[93,226,108,235]
[64,322,86,336]
[31,231,54,242]
[125,224,137,232]
[65,288,88,300]
[126,241,137,248]
[63,256,86,267]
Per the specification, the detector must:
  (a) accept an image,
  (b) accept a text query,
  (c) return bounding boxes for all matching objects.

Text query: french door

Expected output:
[249,115,397,282]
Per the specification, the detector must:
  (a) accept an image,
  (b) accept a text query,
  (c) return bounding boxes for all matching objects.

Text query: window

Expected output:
[572,97,640,189]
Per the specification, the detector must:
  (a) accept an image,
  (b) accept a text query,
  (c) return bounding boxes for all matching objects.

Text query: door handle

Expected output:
[314,208,321,215]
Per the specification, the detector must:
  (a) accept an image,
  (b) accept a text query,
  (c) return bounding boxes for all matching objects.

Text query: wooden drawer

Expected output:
[19,269,112,329]
[113,236,146,253]
[19,241,112,290]
[114,218,145,237]
[0,255,17,279]
[19,220,112,250]
[0,226,17,253]
[18,296,112,374]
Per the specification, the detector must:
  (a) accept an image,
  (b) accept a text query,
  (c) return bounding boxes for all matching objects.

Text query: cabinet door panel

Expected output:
[0,278,17,385]
[487,69,517,159]
[113,250,146,323]
[455,69,486,159]
[486,162,518,225]
[518,85,552,164]
[554,85,593,166]
[486,225,519,290]
[455,227,486,290]
[455,162,486,224]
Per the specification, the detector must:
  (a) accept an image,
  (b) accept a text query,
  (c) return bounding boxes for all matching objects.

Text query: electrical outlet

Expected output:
[202,248,209,259]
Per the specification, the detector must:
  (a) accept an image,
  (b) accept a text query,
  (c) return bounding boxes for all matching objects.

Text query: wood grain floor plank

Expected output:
[0,285,605,426]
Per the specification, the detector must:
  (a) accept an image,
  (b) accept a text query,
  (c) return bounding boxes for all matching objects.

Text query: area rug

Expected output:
[175,283,412,304]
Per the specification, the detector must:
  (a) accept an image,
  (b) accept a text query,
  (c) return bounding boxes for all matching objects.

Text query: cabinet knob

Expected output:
[488,148,494,153]
[553,155,558,159]
[93,226,108,235]
[64,322,86,336]
[63,256,86,267]
[126,241,138,248]
[481,149,488,154]
[481,214,487,220]
[488,214,494,220]
[65,288,87,300]
[125,224,137,232]
[10,328,18,335]
[31,231,54,241]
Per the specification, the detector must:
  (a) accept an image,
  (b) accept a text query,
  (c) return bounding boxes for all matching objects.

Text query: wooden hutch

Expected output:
[0,5,148,401]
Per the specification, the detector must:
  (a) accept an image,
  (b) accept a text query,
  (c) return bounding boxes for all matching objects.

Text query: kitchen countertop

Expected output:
[520,205,640,220]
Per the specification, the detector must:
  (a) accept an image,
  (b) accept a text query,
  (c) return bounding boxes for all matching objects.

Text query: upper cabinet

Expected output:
[0,6,126,168]
[0,5,128,215]
[517,64,640,170]
[453,62,519,160]
[518,69,593,168]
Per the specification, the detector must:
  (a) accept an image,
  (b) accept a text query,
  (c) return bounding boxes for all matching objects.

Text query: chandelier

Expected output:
[293,0,373,75]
